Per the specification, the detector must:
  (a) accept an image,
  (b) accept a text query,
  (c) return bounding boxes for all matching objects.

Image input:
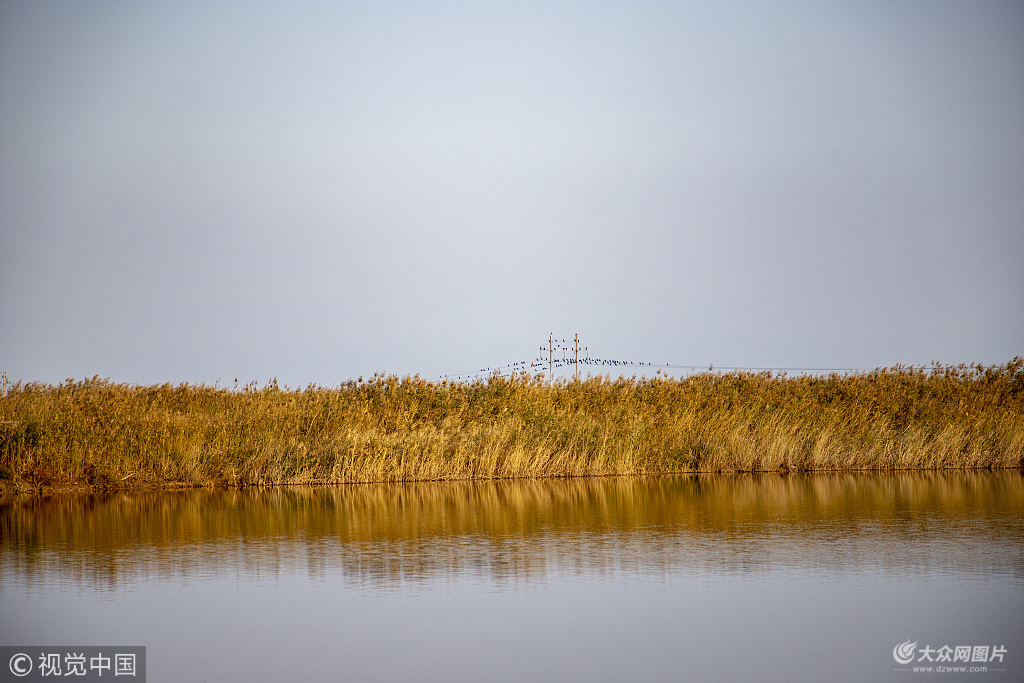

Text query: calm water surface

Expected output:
[2,472,1023,682]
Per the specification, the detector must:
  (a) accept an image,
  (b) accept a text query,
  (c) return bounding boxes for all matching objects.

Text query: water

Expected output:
[2,472,1023,682]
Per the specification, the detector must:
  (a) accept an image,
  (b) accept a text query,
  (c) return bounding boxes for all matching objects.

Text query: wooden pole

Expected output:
[574,334,579,381]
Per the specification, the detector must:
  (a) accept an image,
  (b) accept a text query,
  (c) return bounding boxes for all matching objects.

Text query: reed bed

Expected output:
[1,359,1022,490]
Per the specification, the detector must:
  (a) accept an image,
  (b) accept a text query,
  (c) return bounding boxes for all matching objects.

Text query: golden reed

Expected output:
[1,359,1021,490]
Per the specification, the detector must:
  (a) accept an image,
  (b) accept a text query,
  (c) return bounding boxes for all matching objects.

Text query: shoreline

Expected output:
[3,464,1022,498]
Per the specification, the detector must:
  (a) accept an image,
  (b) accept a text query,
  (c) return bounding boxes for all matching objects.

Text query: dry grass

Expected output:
[1,359,1022,490]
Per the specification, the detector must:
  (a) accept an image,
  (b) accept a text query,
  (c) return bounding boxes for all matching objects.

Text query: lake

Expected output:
[2,472,1022,682]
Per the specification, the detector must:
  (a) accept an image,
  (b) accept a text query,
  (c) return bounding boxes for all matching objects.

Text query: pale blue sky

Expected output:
[2,0,1022,386]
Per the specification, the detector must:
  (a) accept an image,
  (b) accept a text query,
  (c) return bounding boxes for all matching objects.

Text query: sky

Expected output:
[1,0,1022,387]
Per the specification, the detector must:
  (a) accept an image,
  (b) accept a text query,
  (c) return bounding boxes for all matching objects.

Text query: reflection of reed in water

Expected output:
[3,473,1023,589]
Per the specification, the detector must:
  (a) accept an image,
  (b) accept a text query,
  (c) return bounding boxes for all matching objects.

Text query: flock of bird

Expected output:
[420,336,886,383]
[427,338,690,383]
[423,337,878,383]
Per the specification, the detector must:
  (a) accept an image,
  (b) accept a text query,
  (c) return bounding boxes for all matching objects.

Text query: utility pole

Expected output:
[575,334,579,381]
[549,333,554,388]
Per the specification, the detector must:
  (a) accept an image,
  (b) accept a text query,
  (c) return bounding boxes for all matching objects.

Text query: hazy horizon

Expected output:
[2,1,1021,387]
